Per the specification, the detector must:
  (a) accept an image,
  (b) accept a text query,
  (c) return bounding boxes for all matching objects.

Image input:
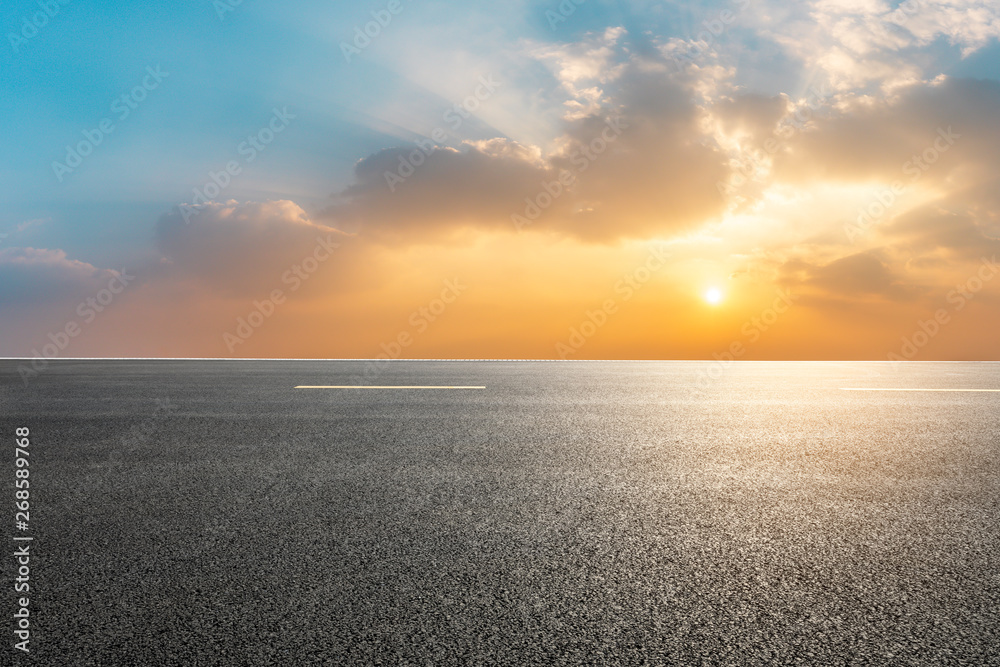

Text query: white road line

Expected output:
[841,388,1000,392]
[295,386,486,389]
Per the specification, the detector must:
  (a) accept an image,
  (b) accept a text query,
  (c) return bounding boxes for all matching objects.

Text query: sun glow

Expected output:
[705,287,723,305]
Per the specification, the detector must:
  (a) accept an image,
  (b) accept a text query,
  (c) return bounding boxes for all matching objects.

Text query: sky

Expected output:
[2,0,1000,361]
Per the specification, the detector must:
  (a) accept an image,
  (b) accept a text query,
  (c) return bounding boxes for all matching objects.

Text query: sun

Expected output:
[704,287,723,305]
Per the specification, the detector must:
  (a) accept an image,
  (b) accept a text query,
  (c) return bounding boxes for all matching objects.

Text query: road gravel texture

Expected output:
[1,360,998,665]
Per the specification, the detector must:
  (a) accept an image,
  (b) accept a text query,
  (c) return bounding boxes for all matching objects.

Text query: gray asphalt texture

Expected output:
[2,360,999,666]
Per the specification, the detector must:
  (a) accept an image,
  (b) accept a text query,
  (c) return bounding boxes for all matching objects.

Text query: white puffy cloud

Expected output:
[755,0,1000,90]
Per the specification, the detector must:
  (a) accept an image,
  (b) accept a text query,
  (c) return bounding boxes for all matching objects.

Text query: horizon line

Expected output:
[1,357,998,363]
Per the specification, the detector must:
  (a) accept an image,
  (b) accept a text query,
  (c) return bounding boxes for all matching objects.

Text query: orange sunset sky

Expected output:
[3,1,999,360]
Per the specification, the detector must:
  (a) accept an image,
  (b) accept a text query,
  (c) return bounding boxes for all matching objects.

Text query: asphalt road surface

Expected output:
[2,360,999,665]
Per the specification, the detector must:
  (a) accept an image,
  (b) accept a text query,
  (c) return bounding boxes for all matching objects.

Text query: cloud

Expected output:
[781,249,922,301]
[0,247,121,306]
[711,93,790,144]
[884,177,1000,261]
[753,77,1000,286]
[884,0,1000,56]
[531,26,627,115]
[320,51,729,243]
[755,0,1000,91]
[16,218,48,233]
[325,141,554,240]
[155,200,353,296]
[771,77,1000,184]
